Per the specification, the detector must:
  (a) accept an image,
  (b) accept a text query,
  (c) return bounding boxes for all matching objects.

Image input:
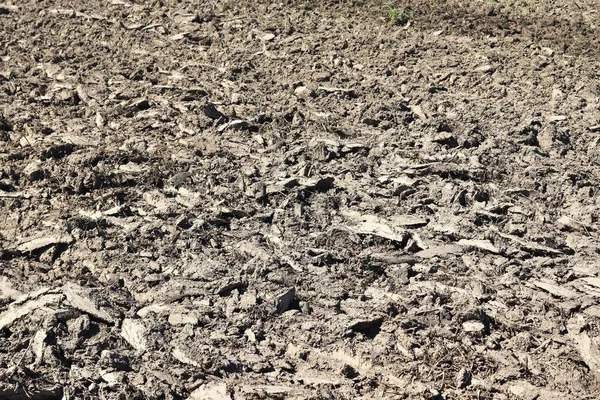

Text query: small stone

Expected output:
[463,320,485,333]
[260,33,275,41]
[245,328,256,343]
[314,71,331,82]
[95,112,106,127]
[474,65,494,73]
[168,312,199,326]
[240,291,258,309]
[294,86,312,97]
[508,381,540,400]
[102,371,126,387]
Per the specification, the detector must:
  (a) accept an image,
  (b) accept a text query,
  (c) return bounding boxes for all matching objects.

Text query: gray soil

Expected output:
[1,0,600,399]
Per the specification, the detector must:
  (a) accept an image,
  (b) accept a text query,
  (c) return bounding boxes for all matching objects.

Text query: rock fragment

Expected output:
[294,86,312,97]
[260,33,275,41]
[188,382,231,400]
[415,244,462,259]
[121,318,148,352]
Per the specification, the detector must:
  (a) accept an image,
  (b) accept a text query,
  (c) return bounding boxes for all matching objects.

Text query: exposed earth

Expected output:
[1,0,600,399]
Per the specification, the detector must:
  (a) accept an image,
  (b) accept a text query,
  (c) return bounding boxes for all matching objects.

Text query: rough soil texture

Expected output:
[1,0,600,399]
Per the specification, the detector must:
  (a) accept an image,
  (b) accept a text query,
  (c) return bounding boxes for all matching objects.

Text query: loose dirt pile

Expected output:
[1,0,600,399]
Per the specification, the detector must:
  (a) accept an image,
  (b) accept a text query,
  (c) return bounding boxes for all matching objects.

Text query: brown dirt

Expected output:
[1,0,600,399]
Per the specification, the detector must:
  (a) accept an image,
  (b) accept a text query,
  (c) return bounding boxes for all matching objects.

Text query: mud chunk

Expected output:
[301,176,335,192]
[95,112,106,127]
[40,143,74,160]
[67,314,92,340]
[42,345,65,367]
[463,136,480,148]
[0,277,22,301]
[458,239,500,254]
[38,245,60,264]
[23,161,44,181]
[100,350,130,371]
[31,329,48,363]
[388,265,411,285]
[415,244,462,259]
[0,6,12,14]
[53,88,80,105]
[252,182,267,200]
[474,64,494,73]
[176,215,192,229]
